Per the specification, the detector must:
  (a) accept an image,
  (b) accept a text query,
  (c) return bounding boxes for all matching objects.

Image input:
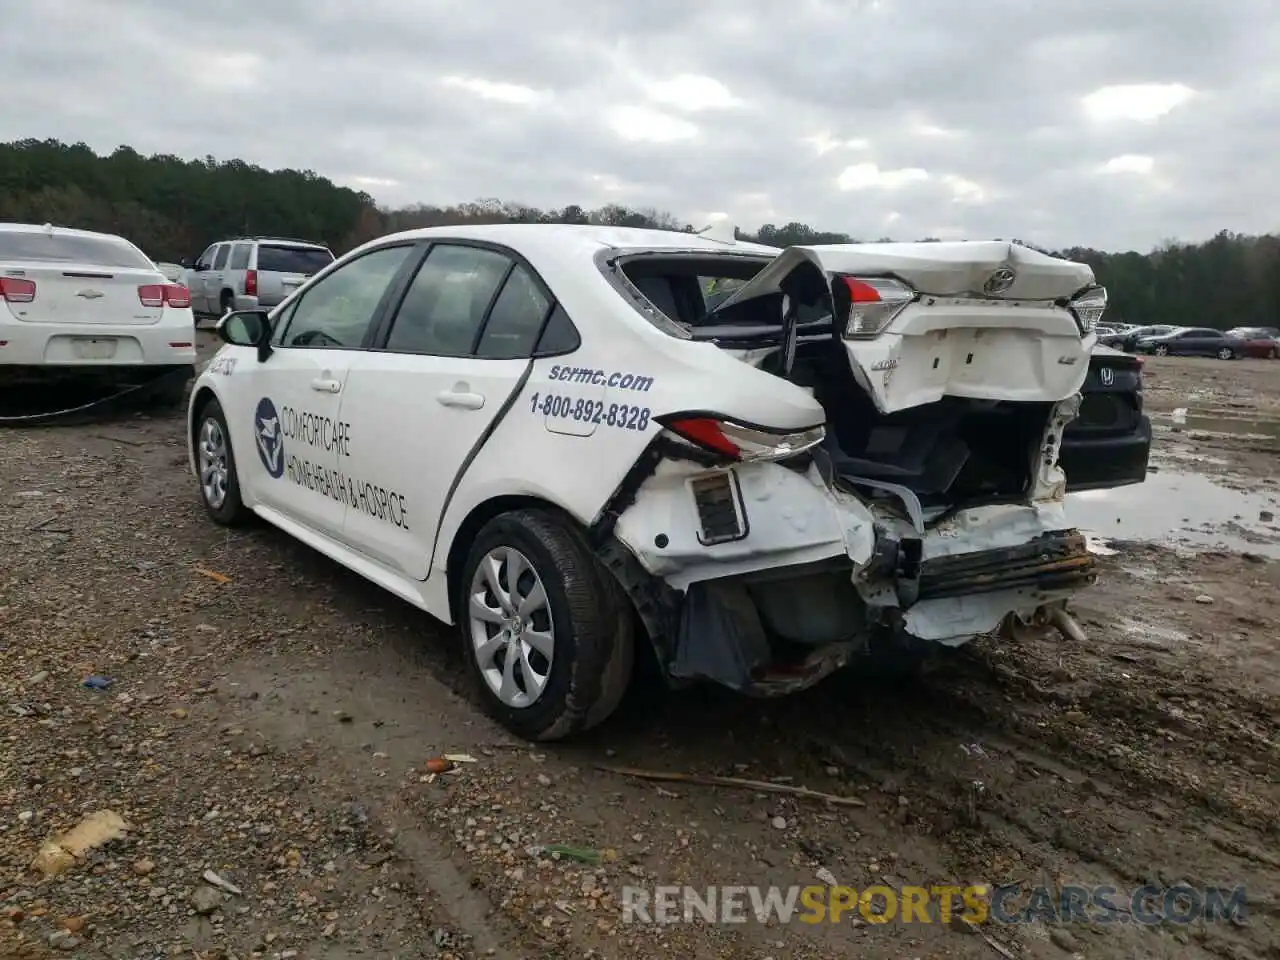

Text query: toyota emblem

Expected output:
[983,268,1017,296]
[1100,367,1115,386]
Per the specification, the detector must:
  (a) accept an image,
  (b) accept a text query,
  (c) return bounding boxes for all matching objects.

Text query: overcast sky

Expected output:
[3,0,1276,251]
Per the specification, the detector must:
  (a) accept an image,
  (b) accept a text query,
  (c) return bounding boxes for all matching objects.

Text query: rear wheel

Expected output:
[459,509,634,741]
[1154,344,1169,356]
[220,291,234,318]
[1217,346,1235,360]
[1270,346,1278,360]
[194,398,251,526]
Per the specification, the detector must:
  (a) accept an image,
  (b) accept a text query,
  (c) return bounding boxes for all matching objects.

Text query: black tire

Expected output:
[1154,344,1169,356]
[1217,347,1234,360]
[219,291,234,318]
[1270,346,1278,360]
[193,398,251,526]
[458,509,634,741]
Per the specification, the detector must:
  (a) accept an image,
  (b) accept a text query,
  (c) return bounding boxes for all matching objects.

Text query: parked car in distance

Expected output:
[1225,326,1280,359]
[1135,327,1246,359]
[1097,324,1176,351]
[0,222,195,404]
[182,237,335,321]
[1060,346,1150,490]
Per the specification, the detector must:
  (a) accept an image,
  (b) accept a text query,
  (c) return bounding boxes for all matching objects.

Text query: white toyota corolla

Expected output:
[187,223,1123,741]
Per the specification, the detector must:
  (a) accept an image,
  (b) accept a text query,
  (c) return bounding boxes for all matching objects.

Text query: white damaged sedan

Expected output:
[186,224,1135,741]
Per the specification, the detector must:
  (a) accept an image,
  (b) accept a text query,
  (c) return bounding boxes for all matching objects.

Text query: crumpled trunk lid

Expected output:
[713,240,1095,308]
[713,240,1097,415]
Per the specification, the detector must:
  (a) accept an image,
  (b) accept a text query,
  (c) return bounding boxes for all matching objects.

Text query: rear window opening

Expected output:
[613,252,1059,513]
[256,245,334,275]
[0,231,155,270]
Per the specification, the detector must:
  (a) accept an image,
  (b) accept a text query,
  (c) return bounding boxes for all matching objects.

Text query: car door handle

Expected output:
[310,378,342,394]
[437,390,485,410]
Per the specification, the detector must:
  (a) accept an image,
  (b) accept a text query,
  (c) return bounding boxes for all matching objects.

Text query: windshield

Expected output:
[257,245,334,275]
[0,231,155,269]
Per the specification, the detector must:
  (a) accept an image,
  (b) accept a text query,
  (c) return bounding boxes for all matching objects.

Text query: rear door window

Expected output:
[228,243,252,270]
[212,245,230,270]
[476,263,552,359]
[0,231,155,269]
[257,245,334,275]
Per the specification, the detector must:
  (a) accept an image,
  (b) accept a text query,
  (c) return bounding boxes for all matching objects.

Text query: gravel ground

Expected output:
[1,345,1277,960]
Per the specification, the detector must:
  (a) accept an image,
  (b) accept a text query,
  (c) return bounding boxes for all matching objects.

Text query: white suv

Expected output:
[183,237,334,320]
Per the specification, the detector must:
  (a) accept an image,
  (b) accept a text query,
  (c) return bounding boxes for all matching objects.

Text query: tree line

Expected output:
[2,138,1276,330]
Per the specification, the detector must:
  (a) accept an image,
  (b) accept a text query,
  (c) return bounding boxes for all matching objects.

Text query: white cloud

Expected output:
[607,106,698,143]
[1081,83,1195,122]
[439,75,546,105]
[836,163,929,191]
[942,174,986,203]
[1102,154,1155,175]
[804,133,871,156]
[1,0,1277,251]
[646,74,741,112]
[351,175,399,188]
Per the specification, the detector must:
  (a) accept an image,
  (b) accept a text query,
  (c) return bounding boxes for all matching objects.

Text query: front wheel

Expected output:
[459,509,634,741]
[1269,346,1278,360]
[194,398,251,526]
[1217,346,1235,360]
[1154,344,1170,356]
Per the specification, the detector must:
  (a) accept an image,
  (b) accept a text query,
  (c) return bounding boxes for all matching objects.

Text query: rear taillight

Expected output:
[1068,286,1107,335]
[245,269,258,296]
[138,283,192,308]
[836,276,915,339]
[660,415,825,462]
[0,277,36,303]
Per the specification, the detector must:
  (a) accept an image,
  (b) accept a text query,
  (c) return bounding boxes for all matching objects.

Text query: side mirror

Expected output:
[216,309,273,362]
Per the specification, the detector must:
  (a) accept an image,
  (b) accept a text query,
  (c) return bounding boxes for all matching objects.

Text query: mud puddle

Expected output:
[1160,408,1280,443]
[1066,470,1280,557]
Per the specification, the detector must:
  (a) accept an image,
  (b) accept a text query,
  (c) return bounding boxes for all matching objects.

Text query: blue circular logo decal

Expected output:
[254,397,285,479]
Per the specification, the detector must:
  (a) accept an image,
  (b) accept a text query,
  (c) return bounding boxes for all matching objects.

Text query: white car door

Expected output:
[228,242,419,542]
[336,242,544,580]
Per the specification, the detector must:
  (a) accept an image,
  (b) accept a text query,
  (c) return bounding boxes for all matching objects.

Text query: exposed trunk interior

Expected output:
[787,342,1052,509]
[618,254,1056,515]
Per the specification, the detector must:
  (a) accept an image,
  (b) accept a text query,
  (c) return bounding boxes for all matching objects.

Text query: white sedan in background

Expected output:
[0,222,197,405]
[186,223,1133,741]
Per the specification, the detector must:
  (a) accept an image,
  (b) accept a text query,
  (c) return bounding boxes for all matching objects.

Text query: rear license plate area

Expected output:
[71,338,118,360]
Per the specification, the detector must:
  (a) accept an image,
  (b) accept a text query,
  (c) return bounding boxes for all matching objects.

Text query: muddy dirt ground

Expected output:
[1,346,1277,960]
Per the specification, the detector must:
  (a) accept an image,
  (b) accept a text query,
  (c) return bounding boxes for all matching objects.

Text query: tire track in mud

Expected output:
[764,636,1280,957]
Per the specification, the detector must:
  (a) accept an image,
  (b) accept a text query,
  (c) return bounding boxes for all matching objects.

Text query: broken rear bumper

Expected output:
[915,530,1096,601]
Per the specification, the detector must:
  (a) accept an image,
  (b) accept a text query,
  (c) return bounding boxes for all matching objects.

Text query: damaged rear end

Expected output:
[593,240,1112,695]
